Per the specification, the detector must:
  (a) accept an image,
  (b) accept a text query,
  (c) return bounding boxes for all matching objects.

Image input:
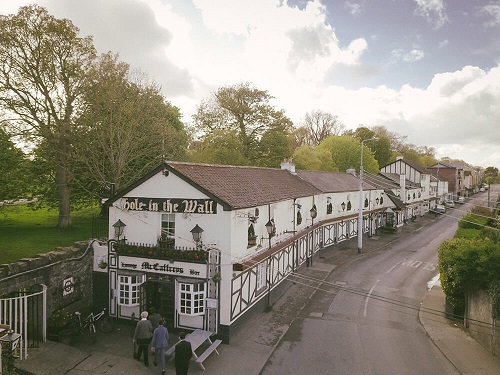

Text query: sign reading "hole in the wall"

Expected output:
[120,197,217,214]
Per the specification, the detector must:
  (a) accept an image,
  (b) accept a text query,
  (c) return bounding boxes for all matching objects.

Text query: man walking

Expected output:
[175,331,193,375]
[151,318,169,374]
[133,311,153,367]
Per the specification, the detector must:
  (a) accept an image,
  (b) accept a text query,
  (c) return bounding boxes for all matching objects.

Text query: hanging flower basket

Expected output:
[113,243,208,263]
[212,272,221,283]
[98,260,108,269]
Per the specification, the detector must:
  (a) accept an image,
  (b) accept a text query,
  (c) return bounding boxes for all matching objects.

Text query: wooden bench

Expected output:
[195,339,222,370]
[165,344,175,360]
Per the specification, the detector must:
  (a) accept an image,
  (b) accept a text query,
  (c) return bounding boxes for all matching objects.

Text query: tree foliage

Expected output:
[0,5,96,228]
[73,53,187,200]
[0,129,32,202]
[192,82,293,165]
[298,110,345,146]
[315,135,379,173]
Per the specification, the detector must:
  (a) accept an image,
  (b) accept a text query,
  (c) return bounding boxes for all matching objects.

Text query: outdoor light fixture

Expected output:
[265,219,275,237]
[113,219,126,241]
[341,202,346,211]
[309,206,317,220]
[376,197,380,205]
[358,137,379,254]
[190,224,204,244]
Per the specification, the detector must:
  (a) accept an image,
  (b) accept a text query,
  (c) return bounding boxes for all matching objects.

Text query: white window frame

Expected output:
[118,274,144,306]
[178,281,206,316]
[161,213,176,246]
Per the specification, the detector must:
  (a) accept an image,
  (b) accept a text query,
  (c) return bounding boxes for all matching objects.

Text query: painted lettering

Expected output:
[149,200,159,211]
[190,269,200,276]
[120,197,216,214]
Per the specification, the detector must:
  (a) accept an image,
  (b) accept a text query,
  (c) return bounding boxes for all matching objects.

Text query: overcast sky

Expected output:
[2,0,500,169]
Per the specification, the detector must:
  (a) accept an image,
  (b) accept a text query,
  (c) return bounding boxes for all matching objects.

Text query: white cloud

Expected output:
[1,0,499,168]
[414,0,449,29]
[479,4,500,27]
[344,1,363,15]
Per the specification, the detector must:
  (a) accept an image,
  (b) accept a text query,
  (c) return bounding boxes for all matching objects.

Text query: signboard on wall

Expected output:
[120,197,217,214]
[118,256,207,279]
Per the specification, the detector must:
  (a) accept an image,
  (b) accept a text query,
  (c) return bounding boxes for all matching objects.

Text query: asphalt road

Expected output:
[260,190,492,375]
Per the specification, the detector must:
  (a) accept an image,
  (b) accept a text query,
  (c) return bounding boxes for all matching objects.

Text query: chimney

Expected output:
[346,168,357,176]
[280,158,296,173]
[396,156,403,161]
[400,174,406,201]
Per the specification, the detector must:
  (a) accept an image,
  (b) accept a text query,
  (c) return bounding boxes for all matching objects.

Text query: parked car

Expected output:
[480,187,485,192]
[432,204,446,214]
[444,200,455,208]
[457,197,465,204]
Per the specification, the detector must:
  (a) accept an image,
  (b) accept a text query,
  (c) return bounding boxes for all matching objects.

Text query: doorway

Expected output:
[144,276,175,331]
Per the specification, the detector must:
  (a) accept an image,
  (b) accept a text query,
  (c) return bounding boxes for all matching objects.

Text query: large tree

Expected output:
[0,128,32,202]
[316,135,379,173]
[0,5,96,228]
[73,53,187,200]
[192,82,293,165]
[300,110,345,146]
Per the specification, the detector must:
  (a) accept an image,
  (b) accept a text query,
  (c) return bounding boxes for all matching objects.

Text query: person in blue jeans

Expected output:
[151,318,170,374]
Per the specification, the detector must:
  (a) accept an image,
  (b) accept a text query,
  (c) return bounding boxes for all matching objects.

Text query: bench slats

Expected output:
[195,339,222,370]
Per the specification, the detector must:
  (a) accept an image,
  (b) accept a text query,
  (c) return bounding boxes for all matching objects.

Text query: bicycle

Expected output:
[71,307,115,342]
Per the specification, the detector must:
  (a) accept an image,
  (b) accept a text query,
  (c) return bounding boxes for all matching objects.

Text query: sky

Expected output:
[2,0,500,169]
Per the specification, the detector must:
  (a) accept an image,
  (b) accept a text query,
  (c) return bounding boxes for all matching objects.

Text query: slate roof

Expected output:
[294,170,376,192]
[166,161,321,209]
[385,189,406,211]
[362,172,400,190]
[379,172,420,188]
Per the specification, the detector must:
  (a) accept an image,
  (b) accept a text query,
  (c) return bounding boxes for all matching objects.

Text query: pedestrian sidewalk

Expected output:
[419,285,500,375]
[16,213,500,375]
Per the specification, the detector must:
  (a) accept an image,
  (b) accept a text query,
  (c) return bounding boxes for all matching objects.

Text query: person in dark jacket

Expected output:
[175,331,193,375]
[133,311,153,367]
[148,306,162,330]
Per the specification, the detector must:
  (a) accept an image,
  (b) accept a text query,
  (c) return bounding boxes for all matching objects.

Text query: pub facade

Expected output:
[92,160,389,343]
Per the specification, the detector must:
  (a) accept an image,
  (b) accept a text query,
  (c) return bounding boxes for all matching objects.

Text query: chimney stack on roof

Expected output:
[280,158,296,174]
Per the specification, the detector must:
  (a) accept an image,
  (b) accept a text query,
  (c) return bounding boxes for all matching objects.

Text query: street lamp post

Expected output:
[357,137,379,254]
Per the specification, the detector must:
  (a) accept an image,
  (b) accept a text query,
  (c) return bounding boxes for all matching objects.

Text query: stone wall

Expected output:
[468,290,499,357]
[0,241,95,327]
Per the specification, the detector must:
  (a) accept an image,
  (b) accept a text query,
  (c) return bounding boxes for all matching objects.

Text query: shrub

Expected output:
[438,238,500,311]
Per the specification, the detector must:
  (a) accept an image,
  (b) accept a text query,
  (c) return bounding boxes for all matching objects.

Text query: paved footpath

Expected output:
[17,213,500,375]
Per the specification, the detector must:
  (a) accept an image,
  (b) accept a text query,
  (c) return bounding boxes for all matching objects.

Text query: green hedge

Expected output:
[438,238,500,311]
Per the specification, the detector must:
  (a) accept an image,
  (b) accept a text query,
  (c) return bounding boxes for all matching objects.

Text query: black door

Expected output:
[144,278,175,331]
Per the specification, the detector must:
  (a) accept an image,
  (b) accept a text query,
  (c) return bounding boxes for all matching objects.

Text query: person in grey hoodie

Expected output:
[133,311,153,367]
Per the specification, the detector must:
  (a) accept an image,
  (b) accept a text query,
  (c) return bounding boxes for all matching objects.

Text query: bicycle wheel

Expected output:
[99,316,115,333]
[89,323,97,343]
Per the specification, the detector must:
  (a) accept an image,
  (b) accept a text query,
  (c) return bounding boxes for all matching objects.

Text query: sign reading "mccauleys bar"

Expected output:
[120,197,217,214]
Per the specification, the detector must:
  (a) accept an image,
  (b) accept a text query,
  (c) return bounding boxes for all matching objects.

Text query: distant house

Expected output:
[91,160,388,343]
[426,161,476,199]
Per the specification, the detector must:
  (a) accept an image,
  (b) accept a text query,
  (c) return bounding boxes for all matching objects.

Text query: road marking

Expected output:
[427,274,440,290]
[363,279,380,317]
[386,260,402,274]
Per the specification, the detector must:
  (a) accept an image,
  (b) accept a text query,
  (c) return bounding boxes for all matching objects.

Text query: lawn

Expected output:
[0,204,101,265]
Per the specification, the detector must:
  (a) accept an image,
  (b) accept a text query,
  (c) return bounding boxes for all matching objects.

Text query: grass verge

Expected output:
[0,204,100,265]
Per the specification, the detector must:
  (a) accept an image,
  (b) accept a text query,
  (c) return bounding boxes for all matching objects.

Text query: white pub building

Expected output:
[91,160,400,343]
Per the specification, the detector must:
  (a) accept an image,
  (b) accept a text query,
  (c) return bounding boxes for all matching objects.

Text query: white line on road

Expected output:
[363,279,380,317]
[427,274,441,290]
[386,260,402,274]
